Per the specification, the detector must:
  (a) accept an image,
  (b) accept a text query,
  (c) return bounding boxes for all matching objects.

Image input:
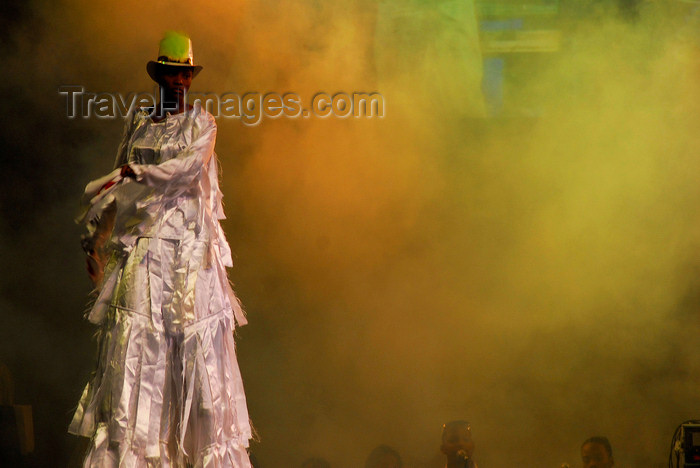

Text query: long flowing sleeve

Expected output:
[77,109,141,225]
[113,110,139,169]
[129,112,217,198]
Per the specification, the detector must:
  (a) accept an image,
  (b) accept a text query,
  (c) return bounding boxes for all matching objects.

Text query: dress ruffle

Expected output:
[70,305,251,467]
[81,423,251,468]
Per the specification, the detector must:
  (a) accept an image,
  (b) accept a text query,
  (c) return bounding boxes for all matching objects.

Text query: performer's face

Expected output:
[441,424,474,460]
[581,442,614,468]
[158,67,193,102]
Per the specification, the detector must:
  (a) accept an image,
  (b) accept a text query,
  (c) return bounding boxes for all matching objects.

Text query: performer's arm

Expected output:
[113,109,138,169]
[126,113,217,193]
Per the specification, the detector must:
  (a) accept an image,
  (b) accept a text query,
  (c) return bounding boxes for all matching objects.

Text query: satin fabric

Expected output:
[70,102,252,468]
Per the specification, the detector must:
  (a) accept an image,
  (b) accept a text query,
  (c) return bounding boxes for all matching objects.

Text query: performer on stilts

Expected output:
[70,31,253,468]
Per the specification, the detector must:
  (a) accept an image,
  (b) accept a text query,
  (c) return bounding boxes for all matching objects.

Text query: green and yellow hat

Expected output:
[146,31,203,82]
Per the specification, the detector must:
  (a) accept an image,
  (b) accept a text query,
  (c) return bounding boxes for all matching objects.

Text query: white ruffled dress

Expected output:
[69,102,252,468]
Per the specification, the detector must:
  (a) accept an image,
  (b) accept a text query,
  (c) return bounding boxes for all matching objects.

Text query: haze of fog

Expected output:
[1,1,700,467]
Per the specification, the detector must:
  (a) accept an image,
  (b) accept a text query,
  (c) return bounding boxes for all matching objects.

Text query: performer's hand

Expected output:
[120,164,136,179]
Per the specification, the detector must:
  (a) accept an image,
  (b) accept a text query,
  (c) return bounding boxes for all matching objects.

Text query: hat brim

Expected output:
[147,61,203,82]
